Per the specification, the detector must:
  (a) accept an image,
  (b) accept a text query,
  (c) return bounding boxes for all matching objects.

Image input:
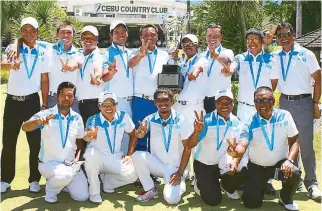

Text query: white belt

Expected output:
[177,100,203,106]
[134,93,154,101]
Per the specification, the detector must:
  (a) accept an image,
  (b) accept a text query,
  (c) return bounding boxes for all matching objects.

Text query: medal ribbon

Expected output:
[161,115,173,153]
[147,49,158,74]
[183,55,198,83]
[256,113,275,151]
[80,53,94,80]
[58,110,71,149]
[216,113,230,150]
[206,46,222,77]
[113,43,129,78]
[280,48,294,81]
[20,45,39,79]
[247,51,263,89]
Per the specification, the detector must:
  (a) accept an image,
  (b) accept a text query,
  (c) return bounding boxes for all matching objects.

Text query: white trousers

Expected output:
[38,161,89,201]
[132,151,187,205]
[84,147,138,195]
[117,98,132,154]
[237,103,257,123]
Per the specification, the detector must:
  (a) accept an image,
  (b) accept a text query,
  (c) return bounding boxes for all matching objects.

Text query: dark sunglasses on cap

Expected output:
[182,42,196,47]
[254,98,273,104]
[155,97,171,103]
[276,32,292,39]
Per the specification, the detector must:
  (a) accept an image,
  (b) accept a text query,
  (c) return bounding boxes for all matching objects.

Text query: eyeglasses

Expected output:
[254,98,273,104]
[246,38,260,44]
[182,42,196,47]
[276,32,292,39]
[100,102,116,108]
[155,97,171,103]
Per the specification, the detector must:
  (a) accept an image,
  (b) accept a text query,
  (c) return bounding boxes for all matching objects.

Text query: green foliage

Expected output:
[191,1,264,54]
[263,1,296,24]
[1,70,9,84]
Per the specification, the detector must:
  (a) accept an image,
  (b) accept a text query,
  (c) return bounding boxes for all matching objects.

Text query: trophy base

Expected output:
[157,73,184,90]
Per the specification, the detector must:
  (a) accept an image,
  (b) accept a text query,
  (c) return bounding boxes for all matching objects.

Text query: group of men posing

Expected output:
[1,16,321,210]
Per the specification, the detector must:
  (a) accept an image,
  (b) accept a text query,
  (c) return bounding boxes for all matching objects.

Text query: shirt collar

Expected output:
[100,111,119,125]
[22,42,38,51]
[214,109,231,124]
[112,42,126,52]
[147,46,158,54]
[247,50,264,61]
[51,105,76,119]
[184,54,198,65]
[154,108,176,122]
[207,44,222,54]
[280,42,300,55]
[257,109,276,124]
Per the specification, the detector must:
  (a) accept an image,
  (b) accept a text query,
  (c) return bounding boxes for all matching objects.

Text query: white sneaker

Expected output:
[90,194,102,203]
[193,179,200,196]
[308,185,322,201]
[29,181,41,193]
[221,187,240,200]
[1,182,10,193]
[103,187,115,193]
[279,192,299,211]
[45,194,58,203]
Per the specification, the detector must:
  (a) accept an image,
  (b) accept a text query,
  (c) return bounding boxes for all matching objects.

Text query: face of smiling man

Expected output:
[99,98,117,121]
[254,89,275,120]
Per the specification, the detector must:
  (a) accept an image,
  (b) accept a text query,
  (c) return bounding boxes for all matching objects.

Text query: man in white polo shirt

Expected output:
[76,26,105,126]
[271,22,322,200]
[188,89,247,206]
[47,21,80,113]
[174,34,208,127]
[21,82,88,203]
[200,24,234,113]
[227,86,301,211]
[128,24,169,152]
[132,88,192,204]
[231,28,274,123]
[83,91,138,203]
[1,17,50,193]
[102,20,133,154]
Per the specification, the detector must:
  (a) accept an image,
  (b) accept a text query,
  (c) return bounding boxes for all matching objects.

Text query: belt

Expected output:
[119,96,133,101]
[238,101,255,107]
[178,100,203,106]
[7,93,38,102]
[134,94,154,101]
[281,93,311,101]
[48,91,57,97]
[204,96,215,99]
[79,98,98,104]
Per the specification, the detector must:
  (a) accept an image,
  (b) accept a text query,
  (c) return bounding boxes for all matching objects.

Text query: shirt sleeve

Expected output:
[239,122,252,144]
[221,49,234,62]
[305,50,321,74]
[285,111,299,137]
[76,115,85,139]
[270,55,280,80]
[124,113,135,133]
[29,110,48,121]
[41,47,53,73]
[129,48,139,59]
[142,115,151,132]
[93,52,103,75]
[179,116,193,140]
[231,54,241,73]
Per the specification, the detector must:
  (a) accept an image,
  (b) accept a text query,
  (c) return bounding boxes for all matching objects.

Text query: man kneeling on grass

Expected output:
[22,82,89,203]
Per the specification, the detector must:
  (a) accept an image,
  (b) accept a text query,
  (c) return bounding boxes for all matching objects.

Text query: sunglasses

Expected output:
[246,38,260,44]
[276,32,292,39]
[182,42,196,47]
[155,97,171,103]
[100,102,116,107]
[254,98,273,104]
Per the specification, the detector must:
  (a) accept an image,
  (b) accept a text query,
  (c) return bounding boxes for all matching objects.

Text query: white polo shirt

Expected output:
[85,111,135,155]
[234,51,273,105]
[200,45,234,97]
[240,108,298,167]
[6,42,52,96]
[131,48,169,96]
[271,43,321,95]
[76,47,105,101]
[144,109,192,167]
[103,43,133,97]
[49,43,79,93]
[194,110,242,165]
[177,54,208,102]
[30,105,84,163]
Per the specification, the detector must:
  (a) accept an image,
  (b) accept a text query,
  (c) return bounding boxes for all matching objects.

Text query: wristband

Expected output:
[313,100,319,104]
[287,158,294,164]
[177,170,183,176]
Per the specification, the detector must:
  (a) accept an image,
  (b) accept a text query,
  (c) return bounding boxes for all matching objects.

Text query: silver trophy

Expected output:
[157,13,188,90]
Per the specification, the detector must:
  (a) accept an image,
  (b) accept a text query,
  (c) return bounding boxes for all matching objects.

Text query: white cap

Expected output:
[110,20,127,32]
[182,34,198,44]
[215,89,234,101]
[81,25,99,37]
[99,91,118,104]
[21,17,38,29]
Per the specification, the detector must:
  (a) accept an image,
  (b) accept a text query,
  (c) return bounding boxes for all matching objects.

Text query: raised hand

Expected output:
[264,24,277,45]
[139,39,151,57]
[11,59,23,71]
[209,47,219,59]
[84,126,99,142]
[227,137,240,158]
[194,110,204,132]
[220,62,232,77]
[60,58,71,72]
[186,72,197,81]
[37,114,56,126]
[90,73,102,86]
[107,59,117,74]
[135,120,148,138]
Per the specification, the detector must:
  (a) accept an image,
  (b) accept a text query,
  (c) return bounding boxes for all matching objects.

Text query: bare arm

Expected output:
[271,79,278,92]
[41,73,49,107]
[127,129,137,156]
[287,134,300,162]
[74,138,85,162]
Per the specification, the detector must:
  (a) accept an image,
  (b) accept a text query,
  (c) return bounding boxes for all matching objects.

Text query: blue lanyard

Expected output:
[280,48,294,81]
[216,113,230,151]
[147,49,158,74]
[80,53,94,80]
[256,113,275,151]
[102,117,118,154]
[19,45,39,79]
[113,43,129,78]
[248,51,263,89]
[183,55,198,82]
[161,115,173,153]
[206,46,222,77]
[58,110,71,149]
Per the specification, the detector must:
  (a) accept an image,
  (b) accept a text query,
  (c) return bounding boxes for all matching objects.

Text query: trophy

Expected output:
[157,13,188,90]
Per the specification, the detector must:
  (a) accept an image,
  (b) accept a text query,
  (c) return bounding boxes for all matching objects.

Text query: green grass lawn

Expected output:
[0,84,321,211]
